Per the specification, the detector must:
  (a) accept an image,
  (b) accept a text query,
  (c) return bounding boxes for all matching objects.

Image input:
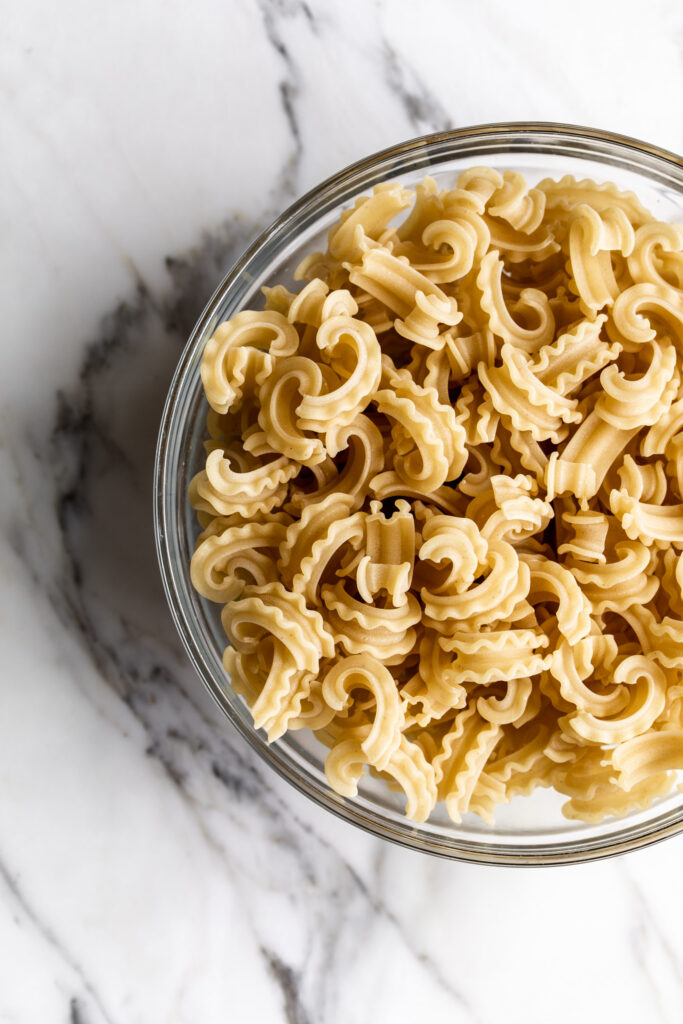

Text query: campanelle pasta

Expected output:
[190,168,683,825]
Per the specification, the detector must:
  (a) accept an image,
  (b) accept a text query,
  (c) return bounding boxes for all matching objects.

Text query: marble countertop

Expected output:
[2,1,683,1021]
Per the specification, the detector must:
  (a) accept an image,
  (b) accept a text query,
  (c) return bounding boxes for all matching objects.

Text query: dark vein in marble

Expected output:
[0,855,115,1024]
[381,38,454,134]
[70,997,89,1024]
[282,810,483,1023]
[256,0,313,196]
[261,947,312,1024]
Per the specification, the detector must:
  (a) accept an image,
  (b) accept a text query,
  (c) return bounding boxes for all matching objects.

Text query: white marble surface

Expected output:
[2,1,683,1021]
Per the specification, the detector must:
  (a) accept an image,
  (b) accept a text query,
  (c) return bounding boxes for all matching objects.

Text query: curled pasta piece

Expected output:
[477,677,534,725]
[612,731,683,791]
[321,655,404,769]
[394,212,488,285]
[477,251,556,351]
[423,539,530,630]
[557,508,609,563]
[189,448,298,518]
[374,373,467,491]
[549,635,626,718]
[553,411,640,500]
[443,327,497,383]
[562,654,667,745]
[433,708,502,822]
[609,281,683,349]
[560,772,674,823]
[569,540,656,614]
[287,278,330,327]
[348,247,461,348]
[466,473,546,535]
[321,579,421,662]
[291,413,384,514]
[256,356,327,465]
[537,175,652,228]
[628,221,683,291]
[595,339,679,430]
[530,315,619,395]
[328,182,414,262]
[356,500,415,607]
[480,343,581,442]
[522,553,592,644]
[325,729,438,822]
[457,165,503,204]
[567,204,634,315]
[488,171,546,234]
[201,310,299,414]
[296,315,382,434]
[454,377,499,445]
[417,514,488,595]
[610,489,683,548]
[439,628,550,685]
[279,493,364,604]
[380,736,438,822]
[191,517,288,602]
[222,583,334,739]
[223,643,312,740]
[222,581,334,663]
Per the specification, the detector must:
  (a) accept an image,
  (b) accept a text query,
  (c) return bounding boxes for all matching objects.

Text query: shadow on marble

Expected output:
[49,219,264,717]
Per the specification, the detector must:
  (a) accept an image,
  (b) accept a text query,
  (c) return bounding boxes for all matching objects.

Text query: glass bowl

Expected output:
[154,122,683,865]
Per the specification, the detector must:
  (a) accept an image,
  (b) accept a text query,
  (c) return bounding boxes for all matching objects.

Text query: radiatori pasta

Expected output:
[190,167,683,825]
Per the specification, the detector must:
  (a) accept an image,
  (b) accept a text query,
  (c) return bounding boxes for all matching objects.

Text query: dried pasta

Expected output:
[190,167,683,825]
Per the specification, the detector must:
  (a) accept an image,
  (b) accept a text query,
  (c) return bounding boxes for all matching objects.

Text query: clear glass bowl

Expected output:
[154,122,683,865]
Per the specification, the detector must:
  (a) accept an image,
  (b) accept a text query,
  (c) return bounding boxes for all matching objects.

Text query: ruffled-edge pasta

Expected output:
[189,166,683,827]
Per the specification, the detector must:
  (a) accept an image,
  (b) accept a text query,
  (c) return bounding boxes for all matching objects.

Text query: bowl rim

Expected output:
[154,121,683,865]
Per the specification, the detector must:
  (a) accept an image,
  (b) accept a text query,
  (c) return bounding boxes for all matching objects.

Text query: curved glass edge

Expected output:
[154,123,683,865]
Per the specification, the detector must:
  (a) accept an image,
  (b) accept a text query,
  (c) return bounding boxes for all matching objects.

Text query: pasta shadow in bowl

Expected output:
[155,123,683,864]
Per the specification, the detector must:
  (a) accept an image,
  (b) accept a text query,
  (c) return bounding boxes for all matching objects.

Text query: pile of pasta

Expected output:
[189,167,683,824]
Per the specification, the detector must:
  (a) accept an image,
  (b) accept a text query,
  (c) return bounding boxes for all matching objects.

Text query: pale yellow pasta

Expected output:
[611,730,683,790]
[327,182,414,263]
[374,370,467,491]
[189,167,683,826]
[567,204,634,316]
[296,314,382,434]
[433,707,502,822]
[191,517,288,602]
[321,654,404,769]
[347,247,462,347]
[479,342,581,442]
[201,310,299,415]
[477,251,556,351]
